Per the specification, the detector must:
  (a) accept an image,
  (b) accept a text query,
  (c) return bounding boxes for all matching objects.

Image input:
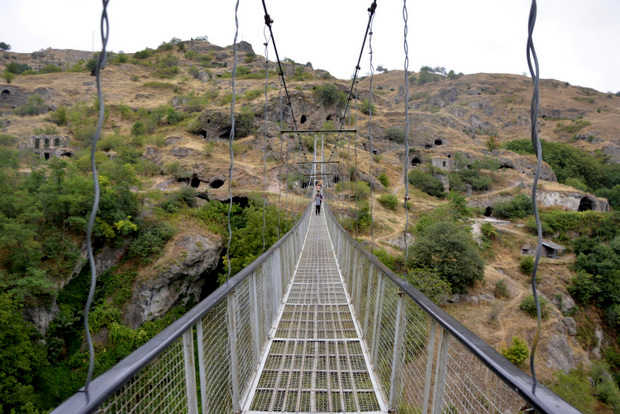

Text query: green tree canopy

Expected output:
[408,221,484,293]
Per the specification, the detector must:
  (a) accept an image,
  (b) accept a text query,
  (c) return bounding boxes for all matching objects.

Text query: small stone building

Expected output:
[431,156,455,171]
[29,135,72,160]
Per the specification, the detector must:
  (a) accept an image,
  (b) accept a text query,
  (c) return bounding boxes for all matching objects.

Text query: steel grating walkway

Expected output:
[245,212,386,413]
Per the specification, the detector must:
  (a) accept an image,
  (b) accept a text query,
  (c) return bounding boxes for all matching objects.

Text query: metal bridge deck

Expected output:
[245,212,386,413]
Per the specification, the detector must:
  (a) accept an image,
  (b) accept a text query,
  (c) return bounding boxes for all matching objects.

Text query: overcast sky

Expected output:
[1,0,619,93]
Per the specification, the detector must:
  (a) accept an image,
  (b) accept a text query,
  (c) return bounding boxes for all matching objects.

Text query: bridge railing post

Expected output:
[431,327,450,414]
[183,327,199,414]
[388,290,406,409]
[227,290,241,412]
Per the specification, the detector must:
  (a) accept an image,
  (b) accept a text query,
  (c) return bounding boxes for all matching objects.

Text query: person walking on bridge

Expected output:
[315,192,323,215]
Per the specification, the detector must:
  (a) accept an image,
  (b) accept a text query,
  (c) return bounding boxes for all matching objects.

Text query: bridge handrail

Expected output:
[324,203,579,413]
[52,204,312,413]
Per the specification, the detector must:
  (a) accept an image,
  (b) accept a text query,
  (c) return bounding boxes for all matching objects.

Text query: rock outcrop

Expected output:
[125,232,222,328]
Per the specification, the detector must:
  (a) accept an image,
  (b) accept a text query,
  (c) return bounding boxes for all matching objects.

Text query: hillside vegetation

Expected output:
[1,38,620,413]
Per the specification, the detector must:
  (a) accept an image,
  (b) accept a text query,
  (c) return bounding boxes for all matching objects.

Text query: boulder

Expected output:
[125,233,222,328]
[545,334,579,373]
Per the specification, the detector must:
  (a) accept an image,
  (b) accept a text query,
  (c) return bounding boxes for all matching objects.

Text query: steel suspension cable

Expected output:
[354,81,359,238]
[277,81,283,238]
[260,0,308,162]
[83,0,109,393]
[328,0,377,164]
[368,20,376,254]
[226,0,240,282]
[526,0,543,394]
[262,27,270,253]
[402,0,411,277]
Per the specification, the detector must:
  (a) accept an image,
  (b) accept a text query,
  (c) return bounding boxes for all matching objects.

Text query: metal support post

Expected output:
[273,250,283,315]
[249,272,260,365]
[196,321,208,414]
[227,292,241,412]
[423,320,438,414]
[183,327,199,414]
[371,276,385,366]
[363,266,374,339]
[388,291,406,408]
[431,328,451,414]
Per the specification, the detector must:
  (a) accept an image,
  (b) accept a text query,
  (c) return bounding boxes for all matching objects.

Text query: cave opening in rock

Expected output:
[332,176,340,184]
[44,153,51,160]
[326,115,332,121]
[434,139,443,146]
[300,115,307,124]
[411,157,421,166]
[484,206,493,217]
[1,89,10,97]
[190,176,201,188]
[578,197,593,211]
[210,179,224,189]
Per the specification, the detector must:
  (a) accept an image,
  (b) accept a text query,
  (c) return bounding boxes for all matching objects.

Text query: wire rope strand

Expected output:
[226,0,240,282]
[354,81,359,238]
[368,19,375,254]
[262,27,270,253]
[402,0,411,277]
[328,0,377,164]
[526,0,543,394]
[83,0,109,392]
[260,0,308,162]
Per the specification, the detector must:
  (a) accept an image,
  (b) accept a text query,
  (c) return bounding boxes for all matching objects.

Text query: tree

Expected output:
[0,41,10,51]
[408,221,485,293]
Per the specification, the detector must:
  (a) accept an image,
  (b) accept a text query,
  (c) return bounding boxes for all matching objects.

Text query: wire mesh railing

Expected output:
[324,203,580,414]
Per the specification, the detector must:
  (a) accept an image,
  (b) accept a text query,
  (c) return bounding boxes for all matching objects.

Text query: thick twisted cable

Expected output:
[226,0,240,281]
[328,0,377,163]
[368,20,375,253]
[84,0,109,392]
[260,0,308,162]
[354,81,360,237]
[526,0,543,394]
[403,0,411,276]
[262,27,270,253]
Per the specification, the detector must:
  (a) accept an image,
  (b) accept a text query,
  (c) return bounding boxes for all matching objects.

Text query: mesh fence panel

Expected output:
[200,300,233,413]
[101,338,187,413]
[442,336,525,413]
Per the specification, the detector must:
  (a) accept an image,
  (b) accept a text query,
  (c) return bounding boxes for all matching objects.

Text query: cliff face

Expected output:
[124,232,223,328]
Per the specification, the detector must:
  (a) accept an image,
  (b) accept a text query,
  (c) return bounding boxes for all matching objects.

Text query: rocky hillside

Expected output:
[1,39,619,411]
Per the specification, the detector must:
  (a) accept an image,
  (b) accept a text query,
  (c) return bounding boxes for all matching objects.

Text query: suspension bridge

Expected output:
[53,203,578,413]
[48,0,583,411]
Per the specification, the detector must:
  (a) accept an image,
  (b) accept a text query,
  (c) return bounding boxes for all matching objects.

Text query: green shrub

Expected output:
[359,99,376,115]
[128,222,175,264]
[493,194,532,219]
[480,222,496,239]
[131,120,148,136]
[520,255,534,274]
[14,94,46,116]
[549,368,597,414]
[40,64,63,74]
[244,50,256,63]
[501,336,529,365]
[405,268,451,304]
[519,294,549,318]
[373,248,397,271]
[494,279,508,298]
[354,180,370,200]
[377,172,389,187]
[385,126,406,143]
[409,221,485,294]
[315,83,346,108]
[408,169,445,197]
[378,193,398,210]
